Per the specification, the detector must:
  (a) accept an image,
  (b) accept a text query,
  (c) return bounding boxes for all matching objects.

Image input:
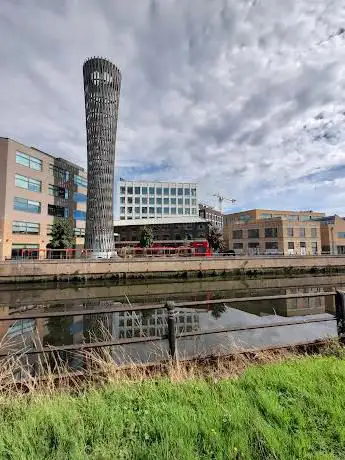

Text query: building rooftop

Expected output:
[114,216,207,226]
[118,178,197,185]
[224,208,325,216]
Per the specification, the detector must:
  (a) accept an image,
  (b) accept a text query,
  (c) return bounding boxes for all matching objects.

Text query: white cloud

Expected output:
[1,0,345,213]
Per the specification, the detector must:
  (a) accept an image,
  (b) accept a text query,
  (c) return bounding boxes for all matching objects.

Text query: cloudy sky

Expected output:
[1,0,345,214]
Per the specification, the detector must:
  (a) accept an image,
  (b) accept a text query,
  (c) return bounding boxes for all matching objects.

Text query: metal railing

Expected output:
[0,290,344,359]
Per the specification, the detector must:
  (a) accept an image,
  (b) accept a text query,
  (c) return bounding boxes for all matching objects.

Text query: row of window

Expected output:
[225,214,321,225]
[233,241,317,250]
[12,221,85,236]
[16,152,87,187]
[120,207,197,215]
[120,186,197,196]
[120,196,197,206]
[232,227,318,239]
[13,197,86,220]
[15,172,87,198]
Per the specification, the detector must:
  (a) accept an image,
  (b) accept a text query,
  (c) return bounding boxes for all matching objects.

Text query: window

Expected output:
[299,227,305,237]
[312,242,318,254]
[149,207,155,214]
[248,229,259,238]
[12,221,40,235]
[74,174,87,187]
[184,189,190,196]
[233,242,243,249]
[170,198,176,205]
[120,186,126,194]
[265,228,278,238]
[142,207,147,214]
[155,197,162,205]
[127,187,133,194]
[48,204,68,218]
[141,197,147,205]
[337,232,345,238]
[164,198,169,205]
[300,216,311,221]
[265,242,278,250]
[178,198,183,205]
[127,197,133,204]
[15,174,41,192]
[192,208,197,215]
[164,207,169,214]
[288,242,295,250]
[49,185,68,199]
[135,187,140,195]
[192,199,197,206]
[185,208,190,215]
[156,188,162,195]
[185,198,190,205]
[163,188,169,195]
[127,207,133,214]
[120,207,125,214]
[11,244,39,259]
[300,241,306,248]
[171,207,176,214]
[248,242,259,249]
[311,227,318,238]
[178,208,183,214]
[171,188,176,196]
[178,188,183,196]
[232,230,243,239]
[74,210,86,220]
[260,213,272,219]
[74,228,85,237]
[191,188,197,196]
[288,215,298,221]
[73,192,87,203]
[287,227,294,237]
[149,187,154,194]
[16,151,42,171]
[135,207,140,214]
[120,196,125,204]
[14,197,41,213]
[135,197,140,204]
[149,197,155,205]
[157,207,162,214]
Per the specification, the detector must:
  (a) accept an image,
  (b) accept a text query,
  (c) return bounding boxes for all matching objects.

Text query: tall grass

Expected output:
[0,353,345,459]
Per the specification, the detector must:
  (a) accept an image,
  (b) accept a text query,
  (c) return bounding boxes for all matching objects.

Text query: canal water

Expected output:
[0,274,341,369]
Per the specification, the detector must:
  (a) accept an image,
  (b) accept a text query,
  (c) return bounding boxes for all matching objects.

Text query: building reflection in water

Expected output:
[0,286,338,373]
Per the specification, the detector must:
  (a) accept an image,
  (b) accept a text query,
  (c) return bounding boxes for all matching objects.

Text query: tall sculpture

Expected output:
[83,57,121,256]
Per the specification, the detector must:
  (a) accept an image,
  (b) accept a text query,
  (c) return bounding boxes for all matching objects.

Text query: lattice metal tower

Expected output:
[83,57,121,256]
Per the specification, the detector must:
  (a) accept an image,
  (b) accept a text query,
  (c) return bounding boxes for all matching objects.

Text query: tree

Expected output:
[140,226,154,248]
[207,224,224,252]
[47,218,75,250]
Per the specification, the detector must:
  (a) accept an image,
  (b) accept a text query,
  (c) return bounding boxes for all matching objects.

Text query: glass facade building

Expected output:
[117,181,198,220]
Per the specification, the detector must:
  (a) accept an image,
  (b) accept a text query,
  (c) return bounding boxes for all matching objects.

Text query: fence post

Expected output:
[166,301,177,359]
[335,290,345,339]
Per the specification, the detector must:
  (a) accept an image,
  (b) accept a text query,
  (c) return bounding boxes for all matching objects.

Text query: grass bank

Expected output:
[1,355,345,459]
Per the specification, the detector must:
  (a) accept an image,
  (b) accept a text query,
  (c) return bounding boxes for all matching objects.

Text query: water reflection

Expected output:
[0,282,338,373]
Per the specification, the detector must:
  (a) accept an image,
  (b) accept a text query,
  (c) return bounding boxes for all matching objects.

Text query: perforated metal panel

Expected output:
[83,57,121,254]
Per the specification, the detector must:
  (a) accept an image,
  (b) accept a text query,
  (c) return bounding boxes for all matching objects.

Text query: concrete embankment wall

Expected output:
[1,256,345,283]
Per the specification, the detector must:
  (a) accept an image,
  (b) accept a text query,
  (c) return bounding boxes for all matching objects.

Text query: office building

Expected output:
[319,215,345,254]
[83,57,121,255]
[223,209,324,255]
[118,180,198,220]
[199,204,223,229]
[0,137,87,260]
[113,216,208,244]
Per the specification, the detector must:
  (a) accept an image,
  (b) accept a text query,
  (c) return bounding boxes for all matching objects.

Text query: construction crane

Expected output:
[212,193,236,213]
